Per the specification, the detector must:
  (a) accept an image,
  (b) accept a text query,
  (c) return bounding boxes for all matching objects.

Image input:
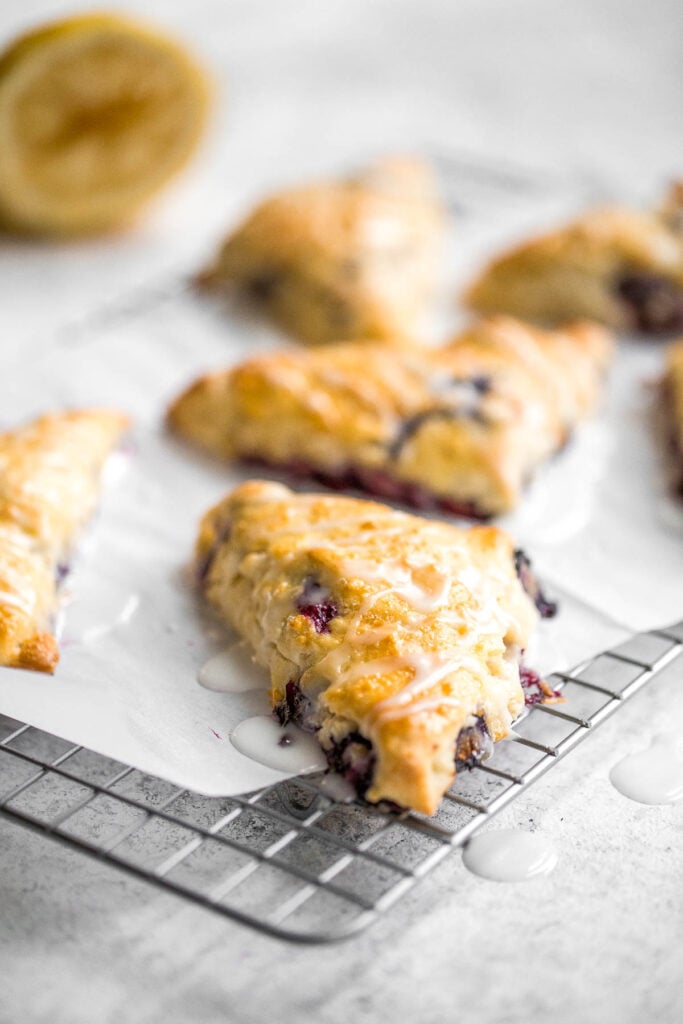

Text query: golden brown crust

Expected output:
[660,181,683,232]
[169,316,612,517]
[465,196,683,331]
[201,156,444,345]
[0,409,128,672]
[664,338,683,462]
[196,481,539,814]
[15,633,60,673]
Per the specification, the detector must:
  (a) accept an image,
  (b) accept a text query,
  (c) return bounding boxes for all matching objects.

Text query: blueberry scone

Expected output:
[169,315,612,519]
[465,183,683,334]
[663,339,683,491]
[0,409,129,672]
[200,156,444,345]
[196,481,554,814]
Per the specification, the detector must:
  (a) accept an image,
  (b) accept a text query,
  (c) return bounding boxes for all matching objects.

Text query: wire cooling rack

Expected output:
[1,623,681,943]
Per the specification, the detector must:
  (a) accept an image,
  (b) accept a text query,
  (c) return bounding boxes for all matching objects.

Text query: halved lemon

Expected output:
[0,12,210,234]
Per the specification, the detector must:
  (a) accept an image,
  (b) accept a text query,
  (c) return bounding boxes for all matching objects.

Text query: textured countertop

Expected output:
[1,1,682,1022]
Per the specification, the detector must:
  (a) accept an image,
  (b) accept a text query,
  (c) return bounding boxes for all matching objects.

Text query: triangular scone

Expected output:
[465,184,683,335]
[169,316,611,518]
[0,410,129,672]
[200,156,444,345]
[196,481,543,815]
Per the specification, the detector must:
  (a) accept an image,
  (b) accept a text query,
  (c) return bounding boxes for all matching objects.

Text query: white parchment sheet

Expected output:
[1,183,681,796]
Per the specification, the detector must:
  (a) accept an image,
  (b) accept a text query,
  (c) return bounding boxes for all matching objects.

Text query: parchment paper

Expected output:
[1,175,680,796]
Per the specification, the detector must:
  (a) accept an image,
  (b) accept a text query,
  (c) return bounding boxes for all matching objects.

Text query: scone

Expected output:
[200,156,444,345]
[196,481,551,814]
[0,409,129,672]
[465,183,683,334]
[663,339,683,490]
[169,315,612,519]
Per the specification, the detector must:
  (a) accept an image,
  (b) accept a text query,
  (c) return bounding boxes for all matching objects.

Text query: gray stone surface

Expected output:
[1,1,682,1021]
[2,659,682,1024]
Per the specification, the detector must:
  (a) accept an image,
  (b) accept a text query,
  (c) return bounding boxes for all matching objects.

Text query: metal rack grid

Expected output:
[1,622,681,943]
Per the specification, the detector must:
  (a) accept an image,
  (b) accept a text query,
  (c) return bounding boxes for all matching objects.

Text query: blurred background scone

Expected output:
[200,156,445,345]
[465,184,683,335]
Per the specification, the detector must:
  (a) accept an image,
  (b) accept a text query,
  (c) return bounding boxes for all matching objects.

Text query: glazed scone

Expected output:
[663,339,683,490]
[196,481,549,815]
[0,409,129,672]
[169,315,612,519]
[200,156,444,345]
[465,183,683,335]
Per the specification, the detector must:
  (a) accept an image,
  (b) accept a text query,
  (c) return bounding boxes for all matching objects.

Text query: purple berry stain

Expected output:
[455,716,493,769]
[514,549,557,618]
[328,731,376,797]
[616,272,683,334]
[273,682,377,800]
[388,377,492,461]
[295,576,338,633]
[241,455,490,520]
[274,680,314,727]
[56,562,70,586]
[520,666,564,707]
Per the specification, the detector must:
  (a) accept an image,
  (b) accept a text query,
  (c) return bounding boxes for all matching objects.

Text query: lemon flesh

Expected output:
[0,13,210,234]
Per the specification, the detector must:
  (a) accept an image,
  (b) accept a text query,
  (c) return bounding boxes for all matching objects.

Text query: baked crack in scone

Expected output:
[663,339,683,492]
[169,315,612,518]
[196,481,555,815]
[200,156,444,345]
[0,410,129,672]
[465,183,683,335]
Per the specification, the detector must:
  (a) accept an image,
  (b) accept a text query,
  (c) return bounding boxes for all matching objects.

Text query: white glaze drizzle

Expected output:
[0,527,40,617]
[100,450,130,487]
[0,525,35,553]
[0,586,35,616]
[318,773,356,802]
[367,652,483,723]
[463,829,558,882]
[308,578,511,731]
[338,556,452,613]
[261,363,341,422]
[60,587,139,645]
[609,733,683,805]
[198,643,269,693]
[314,366,402,426]
[268,516,414,547]
[289,531,518,732]
[242,497,524,753]
[230,716,327,773]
